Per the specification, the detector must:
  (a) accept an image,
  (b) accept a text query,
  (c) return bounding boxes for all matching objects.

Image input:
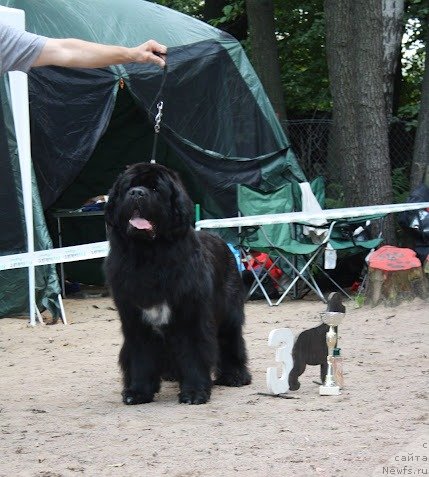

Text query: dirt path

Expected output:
[0,297,427,477]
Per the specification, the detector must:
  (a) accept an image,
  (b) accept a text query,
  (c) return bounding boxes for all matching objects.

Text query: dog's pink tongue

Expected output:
[129,218,152,230]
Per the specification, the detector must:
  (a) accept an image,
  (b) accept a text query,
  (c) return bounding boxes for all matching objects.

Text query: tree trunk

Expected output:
[324,0,395,243]
[355,0,393,209]
[410,28,429,189]
[245,0,286,120]
[382,0,405,119]
[324,1,362,203]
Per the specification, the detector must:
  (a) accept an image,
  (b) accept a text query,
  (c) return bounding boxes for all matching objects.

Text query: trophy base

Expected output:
[319,384,341,396]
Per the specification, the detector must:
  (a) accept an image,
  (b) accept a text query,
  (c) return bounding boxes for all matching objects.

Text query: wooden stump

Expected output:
[366,245,429,307]
[424,255,429,275]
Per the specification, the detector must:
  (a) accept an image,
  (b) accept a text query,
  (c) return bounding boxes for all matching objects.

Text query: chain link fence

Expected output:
[281,118,415,184]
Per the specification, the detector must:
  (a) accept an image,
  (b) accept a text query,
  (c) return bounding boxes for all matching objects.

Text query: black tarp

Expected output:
[29,41,288,218]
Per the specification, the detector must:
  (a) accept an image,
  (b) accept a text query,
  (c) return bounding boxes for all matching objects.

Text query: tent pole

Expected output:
[58,294,68,325]
[9,70,36,326]
[35,306,45,325]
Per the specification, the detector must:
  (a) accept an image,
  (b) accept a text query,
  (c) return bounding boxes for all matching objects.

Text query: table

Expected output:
[195,202,429,230]
[52,209,106,296]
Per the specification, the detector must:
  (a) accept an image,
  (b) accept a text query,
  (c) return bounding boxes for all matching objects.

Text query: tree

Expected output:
[410,27,429,188]
[204,0,248,41]
[324,0,395,242]
[245,0,287,119]
[382,0,405,119]
[275,0,330,114]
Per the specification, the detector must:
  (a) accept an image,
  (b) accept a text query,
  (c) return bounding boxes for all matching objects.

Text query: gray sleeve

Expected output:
[0,22,48,75]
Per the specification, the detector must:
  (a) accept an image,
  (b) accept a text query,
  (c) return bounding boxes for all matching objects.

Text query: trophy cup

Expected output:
[319,311,344,396]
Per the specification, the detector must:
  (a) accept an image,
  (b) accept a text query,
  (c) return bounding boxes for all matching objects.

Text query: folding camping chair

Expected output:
[237,181,385,306]
[291,178,385,299]
[237,183,333,306]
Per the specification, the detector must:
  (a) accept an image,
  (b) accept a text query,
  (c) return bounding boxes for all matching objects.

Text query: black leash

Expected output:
[149,62,168,164]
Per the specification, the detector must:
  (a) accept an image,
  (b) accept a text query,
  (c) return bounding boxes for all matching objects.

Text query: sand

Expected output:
[0,295,427,477]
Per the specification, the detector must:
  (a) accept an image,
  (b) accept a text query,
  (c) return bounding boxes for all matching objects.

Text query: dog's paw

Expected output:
[215,368,252,387]
[122,389,154,405]
[288,381,300,391]
[178,389,210,405]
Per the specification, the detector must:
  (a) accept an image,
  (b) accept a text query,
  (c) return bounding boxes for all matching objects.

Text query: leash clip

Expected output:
[154,101,164,133]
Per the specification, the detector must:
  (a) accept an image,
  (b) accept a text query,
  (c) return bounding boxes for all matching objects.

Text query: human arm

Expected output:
[32,38,167,69]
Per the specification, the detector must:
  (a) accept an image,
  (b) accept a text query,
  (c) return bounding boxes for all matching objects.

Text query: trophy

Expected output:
[319,311,344,396]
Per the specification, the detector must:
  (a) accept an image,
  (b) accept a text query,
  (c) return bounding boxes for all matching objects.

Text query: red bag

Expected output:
[246,252,283,282]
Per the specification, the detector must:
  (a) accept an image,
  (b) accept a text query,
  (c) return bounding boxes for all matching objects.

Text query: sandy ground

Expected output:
[0,294,428,477]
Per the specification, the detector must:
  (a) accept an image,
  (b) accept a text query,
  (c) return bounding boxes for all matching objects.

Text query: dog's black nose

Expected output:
[129,187,147,198]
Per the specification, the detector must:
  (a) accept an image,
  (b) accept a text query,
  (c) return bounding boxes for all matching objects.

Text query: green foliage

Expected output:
[354,293,365,308]
[274,0,331,113]
[403,0,429,45]
[398,0,428,123]
[397,103,420,129]
[325,182,345,209]
[209,0,244,27]
[391,166,411,203]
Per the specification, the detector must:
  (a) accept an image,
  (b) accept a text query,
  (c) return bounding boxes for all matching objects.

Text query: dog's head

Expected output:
[105,163,194,241]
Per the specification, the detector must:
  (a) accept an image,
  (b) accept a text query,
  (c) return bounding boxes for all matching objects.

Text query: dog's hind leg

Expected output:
[288,356,306,391]
[320,361,328,384]
[215,311,252,387]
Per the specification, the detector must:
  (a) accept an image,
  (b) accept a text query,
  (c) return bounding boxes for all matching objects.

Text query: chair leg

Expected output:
[256,226,327,304]
[308,272,327,303]
[314,265,353,300]
[275,249,326,305]
[240,249,274,306]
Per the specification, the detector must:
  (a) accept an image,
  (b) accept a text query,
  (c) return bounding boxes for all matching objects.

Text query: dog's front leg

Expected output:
[171,318,216,405]
[117,303,163,405]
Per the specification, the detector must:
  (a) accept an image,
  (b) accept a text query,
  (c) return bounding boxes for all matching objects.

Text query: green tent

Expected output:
[0,0,305,317]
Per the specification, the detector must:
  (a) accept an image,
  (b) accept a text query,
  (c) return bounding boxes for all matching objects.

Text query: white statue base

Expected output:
[319,384,341,396]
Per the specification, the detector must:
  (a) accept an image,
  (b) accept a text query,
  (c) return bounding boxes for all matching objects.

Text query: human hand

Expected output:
[131,40,167,67]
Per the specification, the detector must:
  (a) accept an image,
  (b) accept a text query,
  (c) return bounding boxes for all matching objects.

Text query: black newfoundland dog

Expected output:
[104,163,251,405]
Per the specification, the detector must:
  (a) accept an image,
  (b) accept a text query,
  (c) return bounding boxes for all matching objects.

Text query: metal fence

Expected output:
[281,118,415,182]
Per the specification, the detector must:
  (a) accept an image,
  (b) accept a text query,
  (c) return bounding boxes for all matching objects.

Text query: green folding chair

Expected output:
[291,178,385,299]
[237,183,331,306]
[238,180,385,305]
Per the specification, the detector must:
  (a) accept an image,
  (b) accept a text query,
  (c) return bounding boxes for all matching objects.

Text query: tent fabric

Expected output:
[0,87,25,252]
[30,37,303,216]
[0,79,60,317]
[0,0,305,315]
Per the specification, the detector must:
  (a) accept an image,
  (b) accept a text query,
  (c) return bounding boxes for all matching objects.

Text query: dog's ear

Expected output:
[168,172,194,238]
[104,172,124,227]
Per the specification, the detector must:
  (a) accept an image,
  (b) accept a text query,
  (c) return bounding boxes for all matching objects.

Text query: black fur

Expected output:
[104,163,251,405]
[288,323,329,391]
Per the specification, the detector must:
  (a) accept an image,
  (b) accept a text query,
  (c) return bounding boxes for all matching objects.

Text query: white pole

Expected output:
[9,71,36,326]
[1,7,37,326]
[57,294,68,325]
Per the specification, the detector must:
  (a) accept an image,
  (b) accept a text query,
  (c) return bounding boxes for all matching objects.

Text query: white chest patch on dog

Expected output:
[142,302,171,327]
